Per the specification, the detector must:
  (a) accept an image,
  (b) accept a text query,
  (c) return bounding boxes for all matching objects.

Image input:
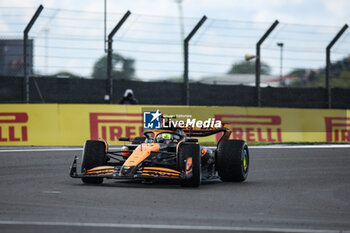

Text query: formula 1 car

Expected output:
[70,125,249,187]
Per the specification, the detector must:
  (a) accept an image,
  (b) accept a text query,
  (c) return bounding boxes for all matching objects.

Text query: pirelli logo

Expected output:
[215,114,282,142]
[0,112,28,142]
[90,113,143,141]
[325,117,350,142]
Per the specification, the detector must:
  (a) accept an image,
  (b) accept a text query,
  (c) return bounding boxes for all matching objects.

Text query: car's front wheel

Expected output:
[81,140,107,184]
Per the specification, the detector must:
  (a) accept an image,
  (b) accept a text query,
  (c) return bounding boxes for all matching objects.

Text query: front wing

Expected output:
[69,156,182,180]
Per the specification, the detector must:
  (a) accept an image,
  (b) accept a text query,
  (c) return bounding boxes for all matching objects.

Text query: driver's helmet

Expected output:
[156,133,173,144]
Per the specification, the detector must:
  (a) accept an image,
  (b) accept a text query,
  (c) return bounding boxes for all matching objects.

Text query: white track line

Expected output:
[210,144,350,149]
[0,144,350,152]
[249,144,350,149]
[0,220,345,233]
[0,148,82,152]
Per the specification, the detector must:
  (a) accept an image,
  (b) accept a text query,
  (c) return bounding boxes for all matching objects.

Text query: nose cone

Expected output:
[119,166,136,176]
[123,143,160,167]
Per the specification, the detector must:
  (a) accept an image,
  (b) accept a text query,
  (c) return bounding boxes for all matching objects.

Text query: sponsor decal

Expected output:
[143,110,162,129]
[162,118,221,128]
[1,105,346,146]
[325,117,350,142]
[143,109,221,129]
[90,113,143,141]
[215,114,282,142]
[0,113,28,142]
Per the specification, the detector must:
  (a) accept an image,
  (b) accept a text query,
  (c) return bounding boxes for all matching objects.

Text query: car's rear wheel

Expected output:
[81,140,107,184]
[178,142,201,187]
[216,140,249,182]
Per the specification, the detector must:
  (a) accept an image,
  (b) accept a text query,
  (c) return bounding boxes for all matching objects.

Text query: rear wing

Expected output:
[182,124,230,137]
[183,124,232,146]
[150,116,233,145]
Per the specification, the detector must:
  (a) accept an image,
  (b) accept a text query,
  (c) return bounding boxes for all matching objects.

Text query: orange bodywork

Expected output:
[123,143,160,167]
[86,166,114,175]
[201,148,207,157]
[186,157,193,174]
[142,167,180,178]
[220,128,232,141]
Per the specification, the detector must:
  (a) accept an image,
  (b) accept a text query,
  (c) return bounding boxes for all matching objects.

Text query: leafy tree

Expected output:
[52,71,81,78]
[288,56,350,88]
[92,53,135,80]
[167,76,184,82]
[228,60,271,75]
[289,68,308,76]
[332,70,350,88]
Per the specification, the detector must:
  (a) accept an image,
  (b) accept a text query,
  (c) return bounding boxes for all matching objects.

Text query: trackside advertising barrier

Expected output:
[0,104,349,146]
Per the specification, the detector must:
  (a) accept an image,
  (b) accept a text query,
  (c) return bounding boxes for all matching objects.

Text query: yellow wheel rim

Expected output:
[243,154,248,172]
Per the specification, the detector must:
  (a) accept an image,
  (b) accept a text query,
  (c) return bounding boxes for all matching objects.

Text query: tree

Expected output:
[332,70,350,88]
[289,68,308,77]
[288,55,350,88]
[227,60,271,75]
[92,53,135,80]
[52,71,81,78]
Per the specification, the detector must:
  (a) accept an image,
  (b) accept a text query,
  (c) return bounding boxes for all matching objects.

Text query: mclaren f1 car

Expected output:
[70,125,249,187]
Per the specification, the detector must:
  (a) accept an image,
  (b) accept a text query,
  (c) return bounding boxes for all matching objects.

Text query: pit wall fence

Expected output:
[2,77,350,109]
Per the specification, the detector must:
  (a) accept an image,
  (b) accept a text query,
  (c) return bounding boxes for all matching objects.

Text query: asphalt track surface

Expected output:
[0,146,349,233]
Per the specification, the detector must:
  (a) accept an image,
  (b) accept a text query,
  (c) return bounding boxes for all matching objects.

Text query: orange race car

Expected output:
[69,125,249,187]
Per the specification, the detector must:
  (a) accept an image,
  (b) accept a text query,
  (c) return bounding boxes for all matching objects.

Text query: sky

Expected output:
[0,0,349,81]
[2,0,349,25]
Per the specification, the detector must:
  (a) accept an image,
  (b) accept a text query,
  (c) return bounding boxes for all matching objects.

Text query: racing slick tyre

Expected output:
[216,140,249,182]
[178,142,201,187]
[81,140,107,184]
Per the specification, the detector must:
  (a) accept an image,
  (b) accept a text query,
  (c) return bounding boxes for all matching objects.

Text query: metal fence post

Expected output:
[107,10,131,104]
[326,24,348,109]
[183,15,207,105]
[255,20,279,107]
[23,5,43,103]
